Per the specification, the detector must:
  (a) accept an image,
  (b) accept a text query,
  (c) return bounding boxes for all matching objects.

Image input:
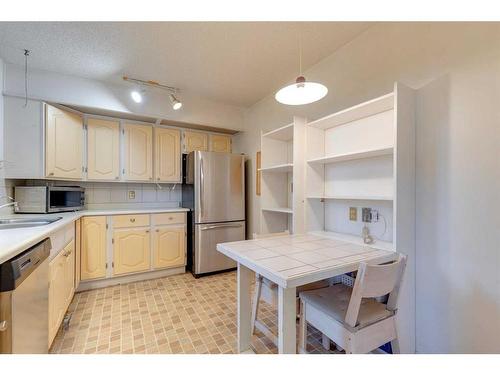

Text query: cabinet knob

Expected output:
[115,176,119,180]
[145,230,150,233]
[156,229,159,232]
[157,177,160,181]
[48,172,54,176]
[168,217,173,220]
[130,218,136,223]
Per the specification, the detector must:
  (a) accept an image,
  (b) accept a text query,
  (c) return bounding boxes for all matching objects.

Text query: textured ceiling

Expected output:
[0,22,373,107]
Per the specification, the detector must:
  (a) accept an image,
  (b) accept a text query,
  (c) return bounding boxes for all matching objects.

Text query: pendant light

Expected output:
[275,33,328,106]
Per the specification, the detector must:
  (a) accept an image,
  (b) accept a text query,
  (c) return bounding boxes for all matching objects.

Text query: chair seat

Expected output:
[299,284,393,331]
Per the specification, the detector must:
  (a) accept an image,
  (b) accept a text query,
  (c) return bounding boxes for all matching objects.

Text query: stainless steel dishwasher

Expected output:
[0,238,51,353]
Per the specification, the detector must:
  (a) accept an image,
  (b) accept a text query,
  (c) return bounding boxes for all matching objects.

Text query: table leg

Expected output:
[278,285,297,354]
[237,263,253,353]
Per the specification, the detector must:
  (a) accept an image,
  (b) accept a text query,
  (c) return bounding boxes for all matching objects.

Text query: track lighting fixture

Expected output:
[123,76,183,110]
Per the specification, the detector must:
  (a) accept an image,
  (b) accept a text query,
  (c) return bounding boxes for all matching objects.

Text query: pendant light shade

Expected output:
[275,75,328,105]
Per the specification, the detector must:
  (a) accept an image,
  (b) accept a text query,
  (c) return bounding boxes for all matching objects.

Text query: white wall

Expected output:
[3,63,245,131]
[416,62,500,353]
[234,22,500,353]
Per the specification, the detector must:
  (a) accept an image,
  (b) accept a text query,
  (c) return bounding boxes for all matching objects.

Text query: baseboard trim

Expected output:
[77,267,186,291]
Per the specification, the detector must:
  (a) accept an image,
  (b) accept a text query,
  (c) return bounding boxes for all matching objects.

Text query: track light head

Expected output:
[131,90,143,103]
[170,94,182,110]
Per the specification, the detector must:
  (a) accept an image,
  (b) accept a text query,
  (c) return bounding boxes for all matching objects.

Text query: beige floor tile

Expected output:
[50,271,340,355]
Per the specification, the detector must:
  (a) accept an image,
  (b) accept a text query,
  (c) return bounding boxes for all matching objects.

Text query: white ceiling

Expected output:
[0,22,373,107]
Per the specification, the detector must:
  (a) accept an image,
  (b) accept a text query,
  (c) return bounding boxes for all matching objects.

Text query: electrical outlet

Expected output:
[349,207,357,221]
[362,207,372,223]
[128,190,136,200]
[362,208,380,223]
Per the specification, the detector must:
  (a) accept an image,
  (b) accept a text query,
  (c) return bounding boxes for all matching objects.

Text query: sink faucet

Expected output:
[0,196,19,212]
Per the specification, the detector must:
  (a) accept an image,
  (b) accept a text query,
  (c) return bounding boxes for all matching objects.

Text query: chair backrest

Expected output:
[344,254,407,328]
[252,230,289,240]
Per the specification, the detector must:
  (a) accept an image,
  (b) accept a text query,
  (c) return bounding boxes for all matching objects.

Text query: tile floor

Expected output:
[50,271,341,354]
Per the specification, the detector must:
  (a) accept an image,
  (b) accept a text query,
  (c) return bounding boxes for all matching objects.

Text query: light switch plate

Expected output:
[128,190,136,200]
[349,207,357,221]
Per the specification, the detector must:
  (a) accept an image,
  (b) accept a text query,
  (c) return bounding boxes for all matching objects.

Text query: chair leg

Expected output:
[298,299,307,353]
[321,334,331,350]
[391,338,400,354]
[251,275,263,335]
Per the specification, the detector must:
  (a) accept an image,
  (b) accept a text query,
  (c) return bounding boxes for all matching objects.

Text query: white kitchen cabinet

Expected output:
[48,240,75,347]
[87,118,120,181]
[123,123,153,181]
[45,104,84,179]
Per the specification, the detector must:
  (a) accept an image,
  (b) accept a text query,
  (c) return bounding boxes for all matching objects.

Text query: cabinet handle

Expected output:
[168,217,173,220]
[48,172,54,176]
[149,177,153,180]
[157,177,160,181]
[0,320,8,332]
[145,230,150,233]
[130,218,136,223]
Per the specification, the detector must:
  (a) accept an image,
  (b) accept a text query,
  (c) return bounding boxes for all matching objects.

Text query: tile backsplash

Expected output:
[3,179,183,212]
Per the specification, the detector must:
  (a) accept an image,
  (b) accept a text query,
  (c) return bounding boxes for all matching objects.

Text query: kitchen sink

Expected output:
[0,217,63,230]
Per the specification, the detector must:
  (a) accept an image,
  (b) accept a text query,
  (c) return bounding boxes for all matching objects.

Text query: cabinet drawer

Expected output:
[152,212,185,226]
[113,214,150,228]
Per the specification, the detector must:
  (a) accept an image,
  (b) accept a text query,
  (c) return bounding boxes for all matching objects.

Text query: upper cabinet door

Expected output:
[45,105,83,179]
[209,134,232,153]
[183,130,208,153]
[87,118,120,181]
[123,123,153,181]
[155,127,181,182]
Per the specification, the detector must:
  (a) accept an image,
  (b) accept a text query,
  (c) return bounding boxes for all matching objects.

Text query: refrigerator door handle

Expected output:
[200,157,204,219]
[200,223,245,230]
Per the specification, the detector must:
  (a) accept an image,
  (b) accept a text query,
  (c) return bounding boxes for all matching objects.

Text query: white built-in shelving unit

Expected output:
[259,118,305,234]
[305,82,416,353]
[258,82,416,352]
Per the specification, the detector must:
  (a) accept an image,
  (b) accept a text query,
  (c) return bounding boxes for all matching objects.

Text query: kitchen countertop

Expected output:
[0,207,190,264]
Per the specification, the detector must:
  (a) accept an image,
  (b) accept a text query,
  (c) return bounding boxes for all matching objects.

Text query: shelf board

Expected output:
[262,207,293,214]
[308,93,394,130]
[307,195,393,201]
[262,123,294,141]
[259,163,293,173]
[307,147,393,165]
[309,230,394,252]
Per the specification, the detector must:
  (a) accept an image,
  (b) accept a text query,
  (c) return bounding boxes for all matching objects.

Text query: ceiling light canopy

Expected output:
[275,76,328,105]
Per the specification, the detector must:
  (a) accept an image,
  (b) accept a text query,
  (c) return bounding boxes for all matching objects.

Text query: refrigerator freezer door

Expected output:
[193,151,245,224]
[194,221,244,275]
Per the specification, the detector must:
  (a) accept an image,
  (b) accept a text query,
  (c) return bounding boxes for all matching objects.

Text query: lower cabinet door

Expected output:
[152,225,186,269]
[48,252,66,346]
[113,228,151,275]
[81,216,107,280]
[48,240,75,347]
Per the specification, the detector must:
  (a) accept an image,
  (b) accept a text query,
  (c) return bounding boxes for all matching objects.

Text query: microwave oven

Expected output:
[14,186,85,213]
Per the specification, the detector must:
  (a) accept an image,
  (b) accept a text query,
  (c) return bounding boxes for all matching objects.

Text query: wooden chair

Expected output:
[251,231,330,345]
[298,254,407,354]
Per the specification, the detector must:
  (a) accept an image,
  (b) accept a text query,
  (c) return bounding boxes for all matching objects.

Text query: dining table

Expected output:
[216,232,399,354]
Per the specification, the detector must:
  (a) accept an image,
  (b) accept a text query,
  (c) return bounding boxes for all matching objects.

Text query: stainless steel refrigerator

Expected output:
[182,151,245,277]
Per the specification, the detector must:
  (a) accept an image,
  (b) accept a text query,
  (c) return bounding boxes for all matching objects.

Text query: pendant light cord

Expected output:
[23,49,30,108]
[298,32,302,76]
